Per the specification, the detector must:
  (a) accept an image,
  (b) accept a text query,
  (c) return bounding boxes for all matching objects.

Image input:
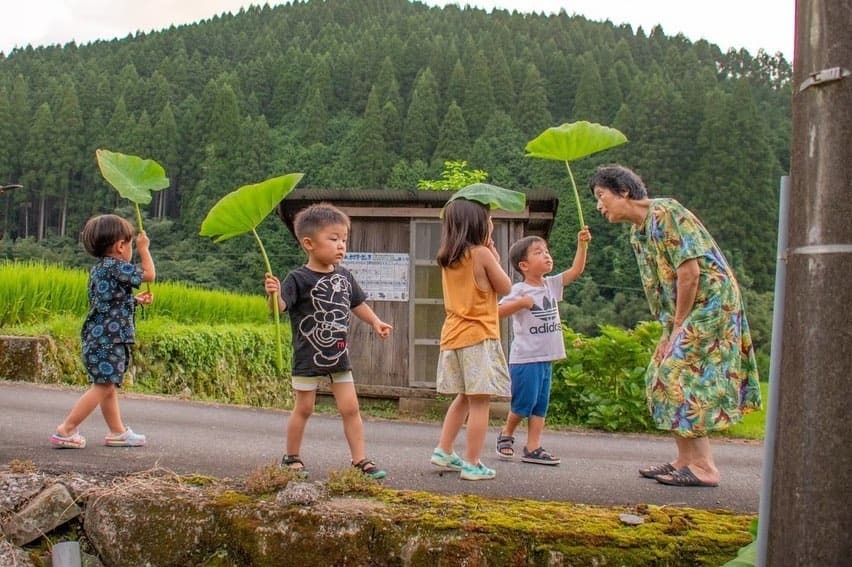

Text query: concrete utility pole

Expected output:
[764,0,851,564]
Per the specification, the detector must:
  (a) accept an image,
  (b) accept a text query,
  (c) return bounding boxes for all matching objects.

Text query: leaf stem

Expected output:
[133,203,152,296]
[564,161,588,249]
[253,228,284,373]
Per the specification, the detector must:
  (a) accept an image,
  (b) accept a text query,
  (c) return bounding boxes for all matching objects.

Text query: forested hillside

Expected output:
[0,0,791,338]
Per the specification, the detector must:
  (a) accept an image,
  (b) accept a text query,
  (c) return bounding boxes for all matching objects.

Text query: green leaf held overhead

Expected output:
[199,172,304,375]
[199,173,304,242]
[525,121,627,163]
[444,183,526,214]
[95,149,170,205]
[524,121,627,240]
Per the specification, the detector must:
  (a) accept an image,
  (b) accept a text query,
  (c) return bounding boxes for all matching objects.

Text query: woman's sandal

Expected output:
[281,454,309,478]
[638,462,676,479]
[352,458,387,480]
[655,466,719,487]
[496,432,515,460]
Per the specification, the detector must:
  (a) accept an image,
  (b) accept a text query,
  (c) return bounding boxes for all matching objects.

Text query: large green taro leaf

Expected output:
[525,121,627,162]
[200,173,304,242]
[96,149,170,205]
[444,183,526,214]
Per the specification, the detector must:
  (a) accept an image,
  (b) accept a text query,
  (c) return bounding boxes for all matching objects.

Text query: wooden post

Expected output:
[765,0,852,564]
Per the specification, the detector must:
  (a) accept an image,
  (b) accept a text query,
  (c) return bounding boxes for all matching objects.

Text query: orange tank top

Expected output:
[440,249,500,350]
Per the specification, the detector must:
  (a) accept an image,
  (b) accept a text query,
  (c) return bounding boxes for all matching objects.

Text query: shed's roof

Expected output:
[276,187,559,238]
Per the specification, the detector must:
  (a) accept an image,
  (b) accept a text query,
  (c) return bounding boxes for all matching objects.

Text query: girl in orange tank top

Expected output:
[429,199,513,481]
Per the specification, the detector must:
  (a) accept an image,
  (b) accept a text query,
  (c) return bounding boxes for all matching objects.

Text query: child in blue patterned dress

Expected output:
[51,214,155,449]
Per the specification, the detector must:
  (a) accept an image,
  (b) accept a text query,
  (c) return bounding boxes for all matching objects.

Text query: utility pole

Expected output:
[764,0,851,564]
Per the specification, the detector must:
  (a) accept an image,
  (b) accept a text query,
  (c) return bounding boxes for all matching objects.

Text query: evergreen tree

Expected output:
[401,68,439,161]
[50,76,85,236]
[387,158,429,191]
[689,82,778,291]
[446,60,466,110]
[381,100,402,156]
[470,111,526,189]
[22,103,57,239]
[428,35,459,105]
[7,76,30,178]
[354,86,391,188]
[150,103,180,219]
[543,51,573,124]
[571,55,605,123]
[301,87,328,144]
[374,56,404,112]
[463,51,496,137]
[105,97,135,153]
[489,48,515,112]
[515,63,552,139]
[0,88,12,239]
[432,100,469,167]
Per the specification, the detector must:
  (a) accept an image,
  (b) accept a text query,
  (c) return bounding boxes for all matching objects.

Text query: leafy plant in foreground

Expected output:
[550,322,659,432]
[199,173,304,372]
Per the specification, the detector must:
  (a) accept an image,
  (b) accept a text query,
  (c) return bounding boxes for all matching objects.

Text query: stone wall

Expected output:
[0,336,58,383]
[0,466,753,566]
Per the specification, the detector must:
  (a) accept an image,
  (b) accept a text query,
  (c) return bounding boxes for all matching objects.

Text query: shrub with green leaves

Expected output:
[550,322,660,432]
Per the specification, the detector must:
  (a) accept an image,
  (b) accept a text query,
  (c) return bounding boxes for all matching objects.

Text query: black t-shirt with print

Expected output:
[280,265,366,376]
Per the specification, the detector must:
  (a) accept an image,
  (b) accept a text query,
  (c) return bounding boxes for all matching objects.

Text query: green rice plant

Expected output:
[1,260,270,327]
[0,260,88,327]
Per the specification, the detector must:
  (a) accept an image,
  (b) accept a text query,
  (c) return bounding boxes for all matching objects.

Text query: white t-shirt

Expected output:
[500,275,566,364]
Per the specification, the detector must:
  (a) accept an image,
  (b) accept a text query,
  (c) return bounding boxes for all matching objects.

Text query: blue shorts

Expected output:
[509,361,552,418]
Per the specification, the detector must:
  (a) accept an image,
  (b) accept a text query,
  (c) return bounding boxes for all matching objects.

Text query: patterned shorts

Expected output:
[83,342,131,387]
[436,339,510,396]
[291,370,354,392]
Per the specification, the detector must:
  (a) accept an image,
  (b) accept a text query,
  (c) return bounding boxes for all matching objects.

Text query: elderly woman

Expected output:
[588,165,762,487]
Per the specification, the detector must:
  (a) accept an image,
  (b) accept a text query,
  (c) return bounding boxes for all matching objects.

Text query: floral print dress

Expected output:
[631,199,762,437]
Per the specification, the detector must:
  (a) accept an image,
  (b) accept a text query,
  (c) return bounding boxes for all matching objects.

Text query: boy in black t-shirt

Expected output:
[264,203,392,479]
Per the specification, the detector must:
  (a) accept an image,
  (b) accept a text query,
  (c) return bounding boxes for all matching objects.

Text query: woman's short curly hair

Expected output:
[588,164,648,200]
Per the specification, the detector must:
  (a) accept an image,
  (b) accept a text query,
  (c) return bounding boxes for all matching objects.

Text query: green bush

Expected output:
[550,322,660,432]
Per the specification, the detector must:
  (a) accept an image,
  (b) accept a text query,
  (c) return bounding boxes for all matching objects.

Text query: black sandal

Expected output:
[352,458,387,480]
[496,432,515,460]
[281,454,309,478]
[638,462,676,479]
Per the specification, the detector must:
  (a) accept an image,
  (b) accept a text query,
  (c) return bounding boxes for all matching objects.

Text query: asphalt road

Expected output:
[0,381,763,513]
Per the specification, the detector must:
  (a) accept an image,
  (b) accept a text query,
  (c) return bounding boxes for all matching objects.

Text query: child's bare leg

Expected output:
[331,382,366,463]
[286,389,315,456]
[501,411,524,437]
[526,415,545,451]
[98,384,126,435]
[56,383,111,436]
[437,394,469,454]
[464,394,490,464]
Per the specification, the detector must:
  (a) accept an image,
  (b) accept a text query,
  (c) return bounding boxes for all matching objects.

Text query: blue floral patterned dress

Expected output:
[81,257,143,385]
[631,199,762,437]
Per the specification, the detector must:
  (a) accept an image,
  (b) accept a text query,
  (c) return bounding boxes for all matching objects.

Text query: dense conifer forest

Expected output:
[0,0,790,341]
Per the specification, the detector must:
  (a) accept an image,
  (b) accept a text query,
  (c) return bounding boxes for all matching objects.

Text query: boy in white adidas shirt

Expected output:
[496,227,591,465]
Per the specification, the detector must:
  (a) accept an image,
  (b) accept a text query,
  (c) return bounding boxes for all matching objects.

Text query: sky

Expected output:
[0,0,795,60]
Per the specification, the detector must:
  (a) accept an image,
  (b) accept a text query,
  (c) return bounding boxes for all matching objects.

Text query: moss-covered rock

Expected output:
[79,472,752,566]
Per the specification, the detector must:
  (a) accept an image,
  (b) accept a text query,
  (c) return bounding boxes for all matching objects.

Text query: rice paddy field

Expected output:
[1,260,269,327]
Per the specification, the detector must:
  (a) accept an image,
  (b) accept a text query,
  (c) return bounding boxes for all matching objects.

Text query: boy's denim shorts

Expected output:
[509,361,552,417]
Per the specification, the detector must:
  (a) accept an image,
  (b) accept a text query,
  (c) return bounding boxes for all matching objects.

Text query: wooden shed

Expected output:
[276,188,558,400]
